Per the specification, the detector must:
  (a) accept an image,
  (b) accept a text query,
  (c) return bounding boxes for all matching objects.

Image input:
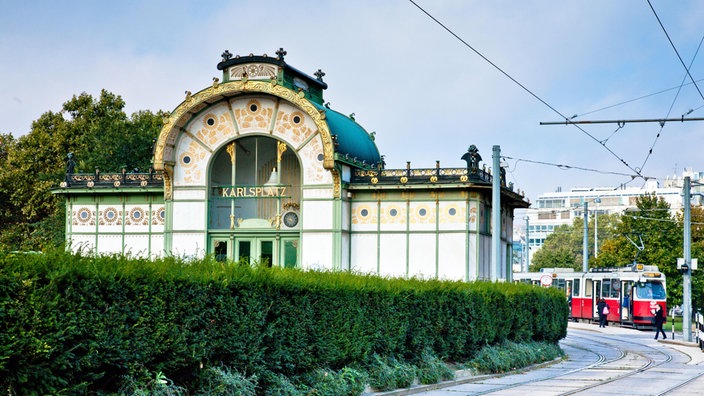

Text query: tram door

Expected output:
[592,280,602,319]
[583,278,594,318]
[621,281,634,321]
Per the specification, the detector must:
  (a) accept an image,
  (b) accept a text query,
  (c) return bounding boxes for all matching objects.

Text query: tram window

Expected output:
[585,279,592,297]
[602,280,611,298]
[595,282,601,299]
[610,279,620,298]
[553,279,566,291]
[603,279,620,298]
[573,279,580,296]
[636,281,666,300]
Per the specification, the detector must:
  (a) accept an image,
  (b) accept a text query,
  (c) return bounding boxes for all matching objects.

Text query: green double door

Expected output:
[211,235,299,268]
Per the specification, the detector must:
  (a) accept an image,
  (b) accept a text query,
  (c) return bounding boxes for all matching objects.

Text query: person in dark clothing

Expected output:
[653,303,667,340]
[596,298,608,328]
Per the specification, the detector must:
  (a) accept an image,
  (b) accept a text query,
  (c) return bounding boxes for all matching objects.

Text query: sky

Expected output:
[2,1,704,202]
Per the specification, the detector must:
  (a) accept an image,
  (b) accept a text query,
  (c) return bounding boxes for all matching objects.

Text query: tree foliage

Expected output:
[530,213,620,272]
[0,90,163,251]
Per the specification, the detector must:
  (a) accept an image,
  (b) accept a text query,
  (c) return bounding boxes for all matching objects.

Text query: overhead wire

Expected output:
[407,0,645,182]
[639,3,704,173]
[647,0,704,103]
[573,77,704,118]
[502,155,650,180]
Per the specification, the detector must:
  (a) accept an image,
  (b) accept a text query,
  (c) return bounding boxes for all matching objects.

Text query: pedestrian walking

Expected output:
[653,303,666,340]
[597,298,609,328]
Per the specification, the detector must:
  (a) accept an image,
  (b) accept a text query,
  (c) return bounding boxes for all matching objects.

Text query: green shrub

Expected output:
[365,354,415,391]
[195,365,257,396]
[414,350,455,385]
[0,250,566,394]
[118,369,187,396]
[471,341,564,373]
[302,367,368,396]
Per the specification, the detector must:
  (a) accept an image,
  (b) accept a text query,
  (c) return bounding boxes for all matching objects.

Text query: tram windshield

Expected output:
[635,281,666,300]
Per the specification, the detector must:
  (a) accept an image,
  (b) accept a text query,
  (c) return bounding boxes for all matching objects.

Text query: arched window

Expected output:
[208,136,300,229]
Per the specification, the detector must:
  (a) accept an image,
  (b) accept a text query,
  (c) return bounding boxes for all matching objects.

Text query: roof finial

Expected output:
[276,47,287,61]
[314,69,326,81]
[221,50,232,62]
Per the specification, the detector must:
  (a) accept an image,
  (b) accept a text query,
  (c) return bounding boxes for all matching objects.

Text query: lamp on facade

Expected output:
[264,168,279,185]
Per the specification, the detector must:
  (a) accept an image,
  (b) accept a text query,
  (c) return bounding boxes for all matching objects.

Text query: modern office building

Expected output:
[515,169,704,271]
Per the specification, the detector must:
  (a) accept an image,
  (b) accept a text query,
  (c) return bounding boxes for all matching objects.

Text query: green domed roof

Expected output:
[313,102,381,167]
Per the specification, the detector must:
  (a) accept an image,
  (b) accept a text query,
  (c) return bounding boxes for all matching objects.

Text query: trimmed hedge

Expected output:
[0,250,567,394]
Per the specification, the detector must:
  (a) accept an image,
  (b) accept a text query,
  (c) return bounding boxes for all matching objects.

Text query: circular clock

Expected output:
[283,211,299,228]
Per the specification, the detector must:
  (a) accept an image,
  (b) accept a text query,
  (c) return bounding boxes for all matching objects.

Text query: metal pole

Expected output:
[524,216,530,272]
[583,201,589,272]
[491,145,502,281]
[684,176,692,342]
[594,197,601,258]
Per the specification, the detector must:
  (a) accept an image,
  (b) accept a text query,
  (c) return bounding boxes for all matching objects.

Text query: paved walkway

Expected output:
[569,320,704,364]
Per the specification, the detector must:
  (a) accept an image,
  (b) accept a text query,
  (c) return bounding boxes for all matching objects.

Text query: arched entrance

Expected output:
[208,135,301,267]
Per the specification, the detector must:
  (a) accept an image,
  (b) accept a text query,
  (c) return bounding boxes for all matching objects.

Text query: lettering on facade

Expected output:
[219,186,288,198]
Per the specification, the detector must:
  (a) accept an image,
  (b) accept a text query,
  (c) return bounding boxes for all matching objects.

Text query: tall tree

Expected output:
[0,91,163,251]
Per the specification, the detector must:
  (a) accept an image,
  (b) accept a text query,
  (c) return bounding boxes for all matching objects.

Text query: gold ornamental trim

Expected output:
[153,79,335,200]
[331,168,341,198]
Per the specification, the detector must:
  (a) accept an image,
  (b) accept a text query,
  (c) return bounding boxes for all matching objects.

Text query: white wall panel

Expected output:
[379,234,407,278]
[340,233,350,271]
[97,234,123,255]
[408,234,437,279]
[408,202,437,232]
[301,200,333,229]
[171,232,206,258]
[123,234,151,258]
[150,235,165,258]
[71,206,97,233]
[172,202,206,231]
[302,188,333,199]
[70,235,96,255]
[467,234,478,281]
[438,201,467,231]
[378,202,407,232]
[350,202,378,232]
[438,233,467,281]
[341,200,351,231]
[123,205,151,233]
[350,234,377,274]
[173,189,207,200]
[96,205,123,233]
[301,232,333,270]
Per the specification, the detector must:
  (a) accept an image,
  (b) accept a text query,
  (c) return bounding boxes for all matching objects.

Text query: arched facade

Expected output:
[154,88,340,267]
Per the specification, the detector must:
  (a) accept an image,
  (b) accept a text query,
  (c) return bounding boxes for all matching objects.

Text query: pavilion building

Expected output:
[54,49,529,281]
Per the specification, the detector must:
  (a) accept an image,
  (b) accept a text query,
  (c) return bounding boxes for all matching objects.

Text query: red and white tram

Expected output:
[514,264,667,328]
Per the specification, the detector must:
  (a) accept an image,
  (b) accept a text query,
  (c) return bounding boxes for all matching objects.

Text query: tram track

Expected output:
[390,324,704,395]
[405,326,702,395]
[557,330,668,395]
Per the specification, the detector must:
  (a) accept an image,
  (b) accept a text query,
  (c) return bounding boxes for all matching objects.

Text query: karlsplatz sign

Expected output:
[217,186,289,198]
